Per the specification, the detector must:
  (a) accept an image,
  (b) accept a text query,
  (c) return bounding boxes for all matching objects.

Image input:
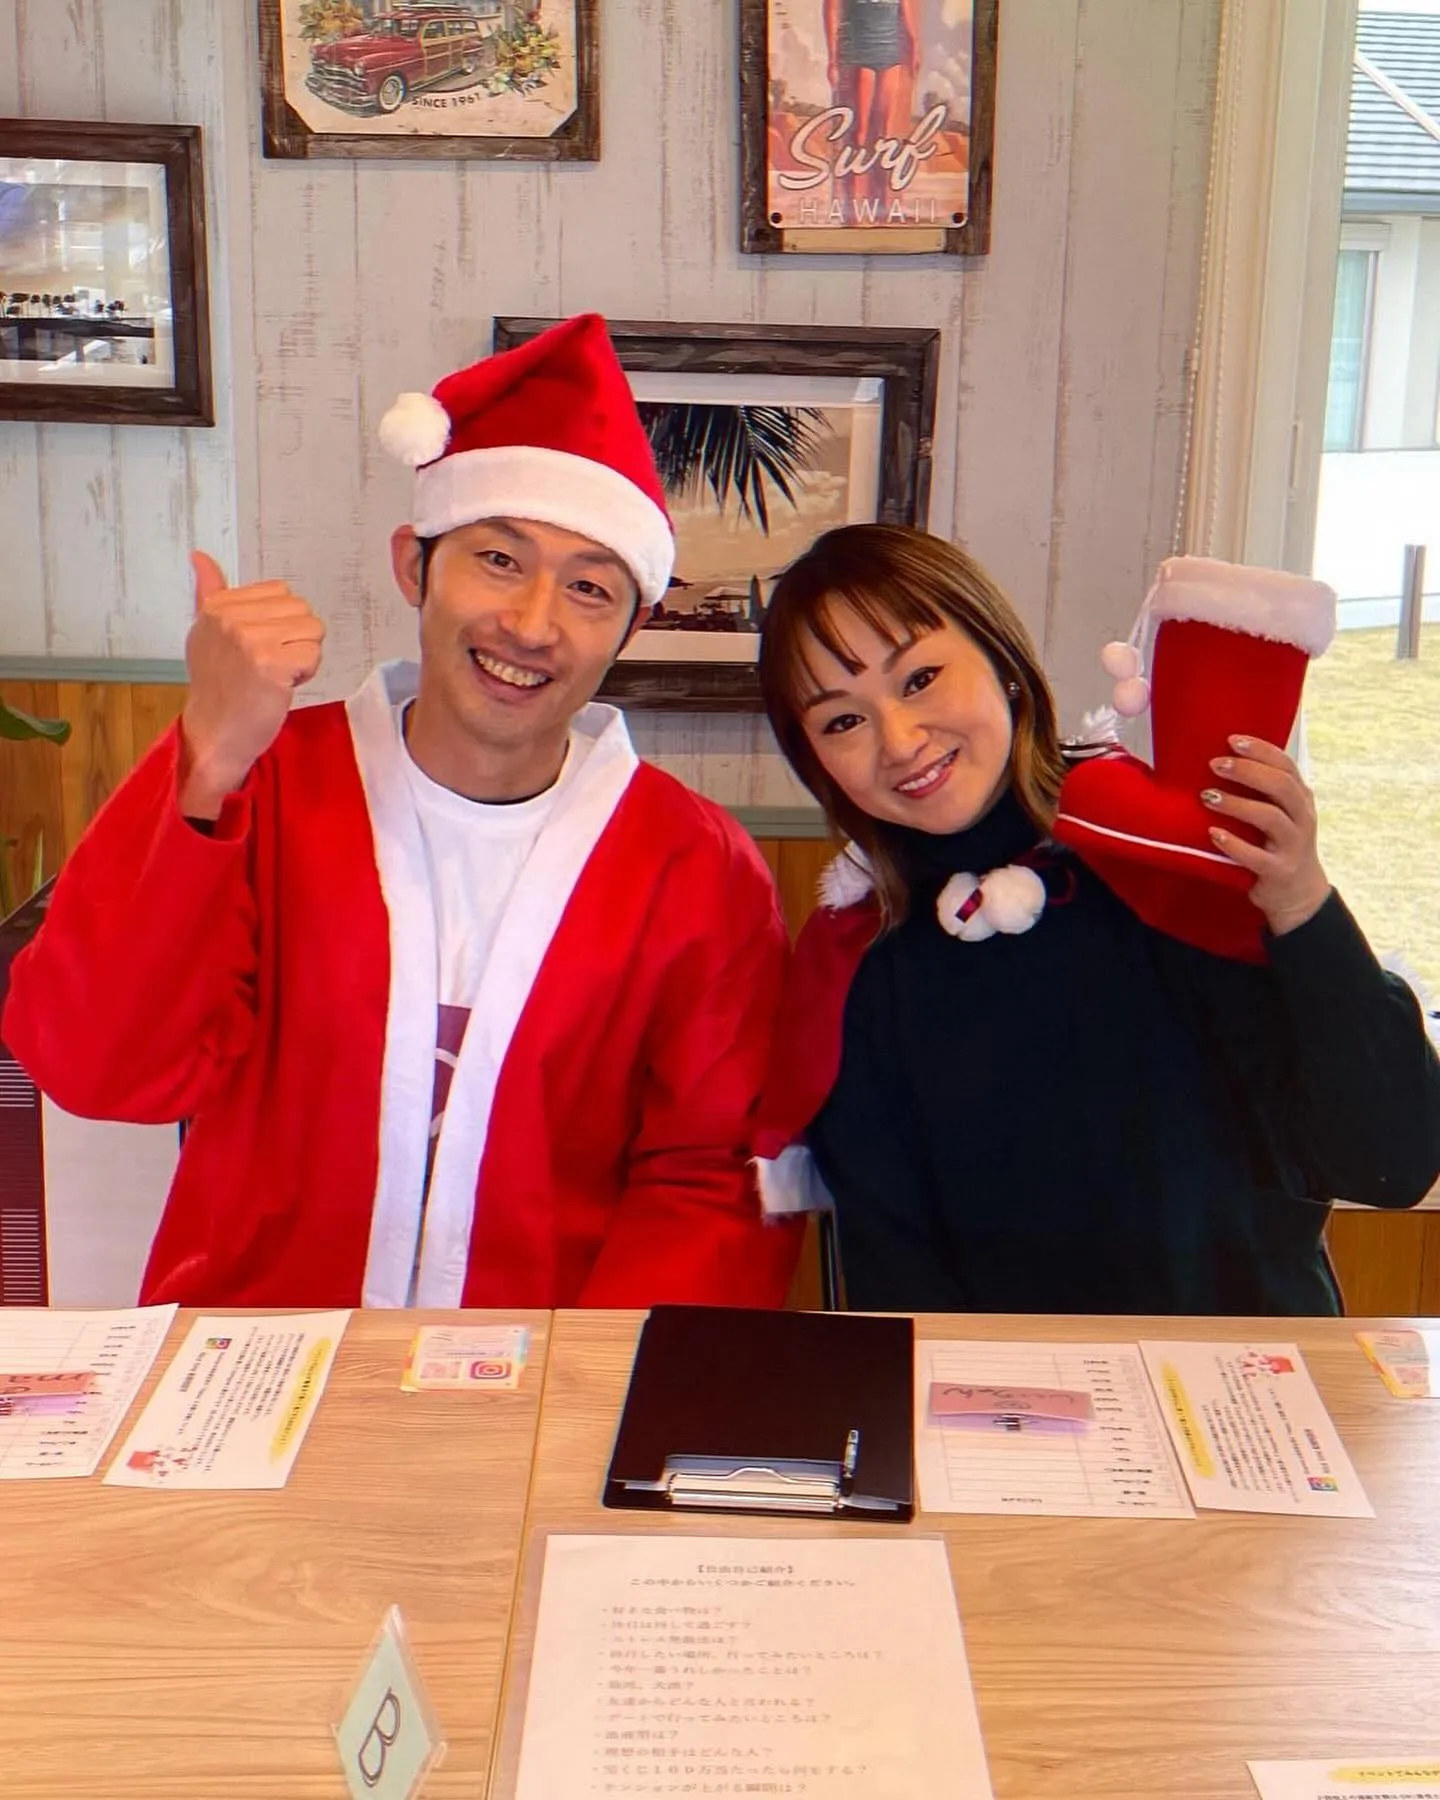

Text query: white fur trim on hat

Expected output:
[379,391,451,468]
[411,443,675,608]
[818,844,874,910]
[1150,556,1336,657]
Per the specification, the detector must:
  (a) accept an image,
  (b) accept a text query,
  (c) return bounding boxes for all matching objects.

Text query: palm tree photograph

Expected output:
[491,316,939,700]
[637,397,876,648]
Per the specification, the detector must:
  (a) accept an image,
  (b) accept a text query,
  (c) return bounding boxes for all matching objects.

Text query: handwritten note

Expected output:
[514,1536,993,1800]
[915,1341,1193,1518]
[929,1382,1095,1426]
[0,1306,176,1479]
[106,1311,347,1490]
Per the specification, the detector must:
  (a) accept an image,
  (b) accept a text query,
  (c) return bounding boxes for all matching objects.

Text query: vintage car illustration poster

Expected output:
[274,0,584,144]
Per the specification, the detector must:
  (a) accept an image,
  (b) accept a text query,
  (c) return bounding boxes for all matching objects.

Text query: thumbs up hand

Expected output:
[179,552,326,818]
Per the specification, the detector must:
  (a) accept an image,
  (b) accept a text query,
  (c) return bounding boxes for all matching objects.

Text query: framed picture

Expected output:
[259,0,599,161]
[494,318,940,710]
[0,120,213,427]
[740,0,997,256]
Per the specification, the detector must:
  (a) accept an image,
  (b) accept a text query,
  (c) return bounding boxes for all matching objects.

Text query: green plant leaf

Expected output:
[0,699,71,744]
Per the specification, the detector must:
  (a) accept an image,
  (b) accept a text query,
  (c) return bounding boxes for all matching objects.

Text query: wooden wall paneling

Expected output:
[347,159,427,678]
[28,421,124,660]
[0,5,43,662]
[2,0,1216,783]
[0,2,23,111]
[950,0,1079,654]
[1327,1208,1426,1318]
[130,683,188,759]
[55,681,136,857]
[1041,0,1218,727]
[785,1217,825,1313]
[247,158,372,689]
[1418,1213,1440,1317]
[1141,0,1222,598]
[11,0,116,663]
[10,0,105,113]
[774,838,835,941]
[89,0,220,647]
[749,836,831,940]
[0,681,66,905]
[0,426,47,659]
[551,0,664,321]
[752,837,783,882]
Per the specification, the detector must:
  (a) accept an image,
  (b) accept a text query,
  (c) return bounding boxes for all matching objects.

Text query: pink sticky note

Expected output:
[0,1371,96,1397]
[929,1382,1095,1428]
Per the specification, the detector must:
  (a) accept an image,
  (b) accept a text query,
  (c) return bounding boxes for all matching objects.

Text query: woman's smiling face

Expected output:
[799,599,1016,835]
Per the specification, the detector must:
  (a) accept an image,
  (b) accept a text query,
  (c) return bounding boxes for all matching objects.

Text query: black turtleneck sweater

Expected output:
[808,793,1440,1316]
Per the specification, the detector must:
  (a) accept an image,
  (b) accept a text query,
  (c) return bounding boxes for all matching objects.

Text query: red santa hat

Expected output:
[377,313,675,608]
[1053,555,1337,963]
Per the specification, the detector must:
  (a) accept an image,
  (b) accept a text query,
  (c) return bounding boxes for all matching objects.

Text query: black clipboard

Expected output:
[603,1305,914,1521]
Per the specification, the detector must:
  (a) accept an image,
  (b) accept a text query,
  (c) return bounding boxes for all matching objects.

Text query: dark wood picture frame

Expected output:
[259,0,600,162]
[0,120,213,428]
[739,0,997,257]
[494,318,941,711]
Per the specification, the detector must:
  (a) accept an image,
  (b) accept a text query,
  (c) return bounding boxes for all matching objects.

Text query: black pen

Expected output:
[840,1427,860,1496]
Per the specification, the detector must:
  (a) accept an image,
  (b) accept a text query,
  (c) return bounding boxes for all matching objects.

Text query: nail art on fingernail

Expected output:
[1230,735,1251,752]
[1201,788,1224,806]
[1212,756,1234,774]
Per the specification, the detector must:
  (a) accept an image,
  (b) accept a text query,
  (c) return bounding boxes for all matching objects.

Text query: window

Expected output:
[1324,247,1376,451]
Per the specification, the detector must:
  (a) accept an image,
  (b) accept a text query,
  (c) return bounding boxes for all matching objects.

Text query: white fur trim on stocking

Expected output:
[937,865,1046,943]
[1149,555,1337,656]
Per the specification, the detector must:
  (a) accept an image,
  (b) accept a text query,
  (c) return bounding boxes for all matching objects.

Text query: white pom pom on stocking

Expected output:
[1112,674,1152,717]
[1100,641,1141,680]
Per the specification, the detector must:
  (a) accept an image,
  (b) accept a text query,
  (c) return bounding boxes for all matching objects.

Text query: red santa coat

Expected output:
[4,664,801,1309]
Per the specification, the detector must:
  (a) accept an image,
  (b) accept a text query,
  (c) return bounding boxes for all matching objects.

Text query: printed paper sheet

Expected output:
[915,1340,1193,1518]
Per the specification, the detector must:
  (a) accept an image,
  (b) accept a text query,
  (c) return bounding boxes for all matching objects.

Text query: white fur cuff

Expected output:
[754,1145,835,1217]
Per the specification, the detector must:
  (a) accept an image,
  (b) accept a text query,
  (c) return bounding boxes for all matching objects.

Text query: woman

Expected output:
[822,0,922,213]
[756,524,1440,1315]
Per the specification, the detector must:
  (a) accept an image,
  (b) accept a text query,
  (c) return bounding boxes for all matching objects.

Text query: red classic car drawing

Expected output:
[307,4,505,115]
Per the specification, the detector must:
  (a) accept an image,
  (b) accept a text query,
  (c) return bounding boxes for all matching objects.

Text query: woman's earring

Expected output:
[1006,680,1021,700]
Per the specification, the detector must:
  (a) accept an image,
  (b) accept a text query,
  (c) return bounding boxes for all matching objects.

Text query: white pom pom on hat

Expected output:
[378,391,451,468]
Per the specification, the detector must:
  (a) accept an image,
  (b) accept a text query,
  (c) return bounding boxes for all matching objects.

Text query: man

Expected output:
[5,314,800,1309]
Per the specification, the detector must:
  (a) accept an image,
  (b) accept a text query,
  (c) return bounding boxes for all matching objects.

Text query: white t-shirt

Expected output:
[395,704,592,1296]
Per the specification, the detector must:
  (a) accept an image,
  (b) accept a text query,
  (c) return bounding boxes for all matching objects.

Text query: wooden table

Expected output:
[490,1310,1440,1800]
[1,1308,551,1800]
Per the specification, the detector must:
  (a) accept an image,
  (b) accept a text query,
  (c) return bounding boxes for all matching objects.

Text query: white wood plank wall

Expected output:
[0,0,1218,808]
